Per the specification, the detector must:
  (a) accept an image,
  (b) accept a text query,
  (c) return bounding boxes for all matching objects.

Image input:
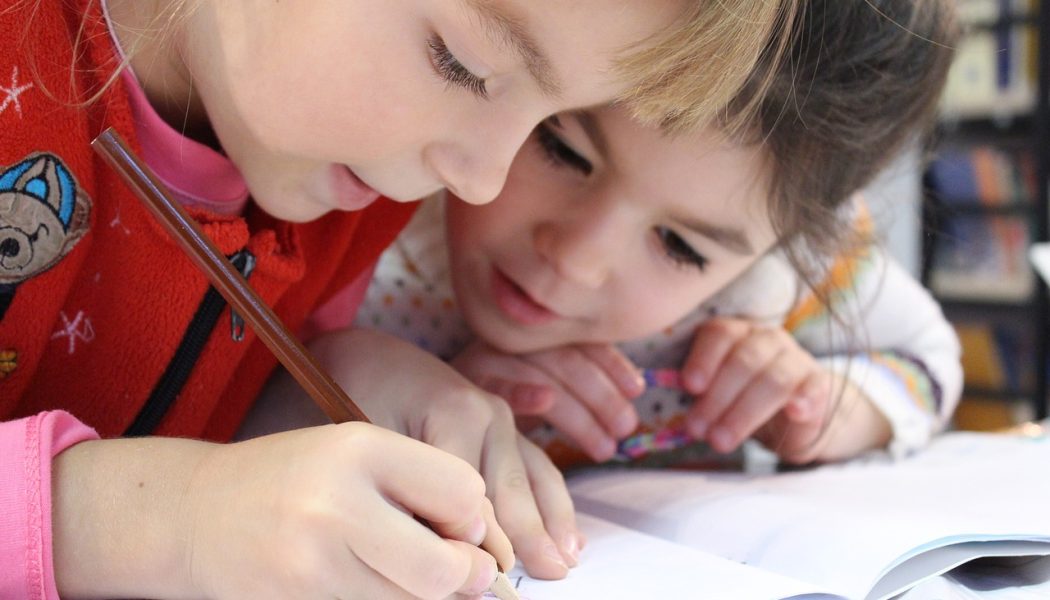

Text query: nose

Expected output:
[423,113,535,205]
[0,237,20,258]
[533,204,624,290]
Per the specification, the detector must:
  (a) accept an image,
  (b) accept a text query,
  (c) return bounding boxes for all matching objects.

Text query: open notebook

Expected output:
[498,429,1050,600]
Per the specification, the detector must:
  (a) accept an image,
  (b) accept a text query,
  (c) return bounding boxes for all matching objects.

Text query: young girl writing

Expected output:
[0,0,799,597]
[338,0,962,469]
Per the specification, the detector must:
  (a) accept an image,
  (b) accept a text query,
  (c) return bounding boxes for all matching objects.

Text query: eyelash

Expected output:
[534,121,707,272]
[428,35,488,99]
[656,226,708,271]
[535,121,593,175]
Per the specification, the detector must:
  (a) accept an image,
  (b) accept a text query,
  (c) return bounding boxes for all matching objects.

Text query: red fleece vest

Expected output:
[0,0,415,441]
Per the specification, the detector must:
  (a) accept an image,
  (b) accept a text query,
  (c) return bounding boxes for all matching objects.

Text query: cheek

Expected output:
[606,275,719,340]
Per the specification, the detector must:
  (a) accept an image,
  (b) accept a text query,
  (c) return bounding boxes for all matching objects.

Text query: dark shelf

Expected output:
[939,297,1036,314]
[929,201,1034,216]
[922,3,1050,421]
[969,14,1038,30]
[936,115,1036,138]
[961,385,1035,401]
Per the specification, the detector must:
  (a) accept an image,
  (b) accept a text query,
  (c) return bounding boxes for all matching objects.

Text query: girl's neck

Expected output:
[105,0,217,147]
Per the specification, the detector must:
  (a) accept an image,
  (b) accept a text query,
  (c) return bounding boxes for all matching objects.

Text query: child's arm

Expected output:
[782,246,963,458]
[5,413,504,600]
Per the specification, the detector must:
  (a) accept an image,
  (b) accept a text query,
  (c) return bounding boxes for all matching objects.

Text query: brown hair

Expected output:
[728,0,959,291]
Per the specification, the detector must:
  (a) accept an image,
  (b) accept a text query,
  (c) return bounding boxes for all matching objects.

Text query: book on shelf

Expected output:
[939,0,1038,121]
[955,320,1034,392]
[926,145,1035,301]
[502,430,1050,600]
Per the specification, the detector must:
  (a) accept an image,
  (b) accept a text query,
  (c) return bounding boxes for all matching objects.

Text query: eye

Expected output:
[427,35,488,99]
[655,226,708,271]
[535,122,593,175]
[29,223,50,243]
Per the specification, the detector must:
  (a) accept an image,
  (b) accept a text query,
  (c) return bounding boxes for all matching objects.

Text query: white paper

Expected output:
[539,431,1050,599]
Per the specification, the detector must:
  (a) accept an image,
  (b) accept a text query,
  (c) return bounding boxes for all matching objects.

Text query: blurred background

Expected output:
[865,0,1048,431]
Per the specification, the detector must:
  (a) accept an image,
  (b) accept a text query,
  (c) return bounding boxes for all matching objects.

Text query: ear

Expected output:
[4,155,81,232]
[60,190,93,253]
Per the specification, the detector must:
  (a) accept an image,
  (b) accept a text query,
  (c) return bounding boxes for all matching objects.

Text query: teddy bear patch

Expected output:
[0,153,92,320]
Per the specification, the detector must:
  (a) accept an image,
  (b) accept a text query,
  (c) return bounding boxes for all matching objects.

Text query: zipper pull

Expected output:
[229,249,257,342]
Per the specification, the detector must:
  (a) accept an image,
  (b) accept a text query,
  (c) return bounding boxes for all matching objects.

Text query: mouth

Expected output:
[490,267,559,326]
[330,165,381,211]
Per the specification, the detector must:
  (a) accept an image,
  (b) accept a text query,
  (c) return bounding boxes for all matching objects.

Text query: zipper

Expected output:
[229,251,256,341]
[124,249,255,436]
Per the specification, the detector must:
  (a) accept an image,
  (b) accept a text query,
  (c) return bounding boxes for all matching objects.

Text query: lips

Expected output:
[490,267,559,326]
[330,165,381,211]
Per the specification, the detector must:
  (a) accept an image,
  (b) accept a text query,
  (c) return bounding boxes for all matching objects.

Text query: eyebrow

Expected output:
[464,0,562,98]
[678,217,755,255]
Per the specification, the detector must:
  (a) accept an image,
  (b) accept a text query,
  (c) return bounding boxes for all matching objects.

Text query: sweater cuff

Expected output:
[818,355,940,459]
[0,411,99,600]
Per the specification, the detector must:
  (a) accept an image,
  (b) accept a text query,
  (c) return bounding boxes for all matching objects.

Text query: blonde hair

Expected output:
[22,0,794,132]
[13,0,199,106]
[616,0,800,134]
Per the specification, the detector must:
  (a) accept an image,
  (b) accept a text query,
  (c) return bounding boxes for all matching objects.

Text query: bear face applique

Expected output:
[0,153,91,318]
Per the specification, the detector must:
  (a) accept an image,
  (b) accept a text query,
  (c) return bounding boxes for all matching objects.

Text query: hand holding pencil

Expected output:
[92,128,526,599]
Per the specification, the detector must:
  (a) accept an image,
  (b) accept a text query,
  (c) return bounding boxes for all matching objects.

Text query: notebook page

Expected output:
[499,513,839,600]
[568,431,1050,599]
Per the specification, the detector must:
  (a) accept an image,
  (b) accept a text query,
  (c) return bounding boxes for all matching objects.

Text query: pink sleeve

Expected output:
[0,411,99,600]
[299,263,378,342]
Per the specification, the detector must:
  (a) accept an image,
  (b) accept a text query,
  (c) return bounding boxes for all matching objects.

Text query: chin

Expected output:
[475,324,564,355]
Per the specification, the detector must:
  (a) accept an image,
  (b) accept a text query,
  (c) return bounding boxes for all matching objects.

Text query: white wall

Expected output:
[862,146,924,277]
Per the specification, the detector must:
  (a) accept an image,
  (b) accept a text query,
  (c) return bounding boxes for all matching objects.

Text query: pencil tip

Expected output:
[487,570,521,600]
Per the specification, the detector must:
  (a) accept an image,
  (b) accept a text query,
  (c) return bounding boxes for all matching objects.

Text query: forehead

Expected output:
[471,0,686,106]
[596,107,776,239]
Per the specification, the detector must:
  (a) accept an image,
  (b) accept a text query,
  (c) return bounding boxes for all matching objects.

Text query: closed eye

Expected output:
[535,121,593,175]
[655,226,707,271]
[428,35,488,99]
[29,223,49,243]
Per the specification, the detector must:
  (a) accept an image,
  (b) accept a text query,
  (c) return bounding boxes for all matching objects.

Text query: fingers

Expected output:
[758,373,836,464]
[364,427,492,543]
[578,344,646,398]
[682,319,752,394]
[355,428,518,599]
[480,405,571,580]
[518,436,581,567]
[541,389,618,461]
[684,319,838,456]
[527,347,639,441]
[349,499,498,600]
[686,324,783,441]
[704,347,812,453]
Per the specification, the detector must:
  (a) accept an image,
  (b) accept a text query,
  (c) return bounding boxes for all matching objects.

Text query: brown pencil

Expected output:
[92,127,520,600]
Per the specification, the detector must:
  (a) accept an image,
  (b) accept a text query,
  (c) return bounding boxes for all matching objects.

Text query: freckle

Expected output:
[138,482,144,488]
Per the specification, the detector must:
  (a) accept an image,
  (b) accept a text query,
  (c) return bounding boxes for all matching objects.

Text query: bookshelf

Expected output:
[921,0,1050,422]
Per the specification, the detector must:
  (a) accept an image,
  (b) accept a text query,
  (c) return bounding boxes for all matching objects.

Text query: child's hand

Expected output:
[451,340,645,462]
[682,318,836,458]
[52,427,507,600]
[755,371,894,464]
[311,329,582,579]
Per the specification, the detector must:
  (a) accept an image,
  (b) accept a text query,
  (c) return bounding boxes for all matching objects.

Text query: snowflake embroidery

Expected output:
[109,202,132,235]
[51,310,95,354]
[0,66,33,120]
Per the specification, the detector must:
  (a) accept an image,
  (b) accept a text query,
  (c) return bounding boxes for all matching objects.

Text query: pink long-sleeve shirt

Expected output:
[0,412,98,600]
